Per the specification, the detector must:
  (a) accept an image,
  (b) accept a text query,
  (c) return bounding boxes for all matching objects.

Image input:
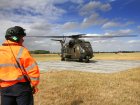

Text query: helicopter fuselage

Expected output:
[61,39,93,62]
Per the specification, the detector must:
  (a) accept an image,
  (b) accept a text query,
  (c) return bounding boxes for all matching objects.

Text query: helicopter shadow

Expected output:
[88,60,98,63]
[65,59,98,63]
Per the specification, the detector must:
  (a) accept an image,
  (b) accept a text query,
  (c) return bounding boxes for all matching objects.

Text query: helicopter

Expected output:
[26,34,137,63]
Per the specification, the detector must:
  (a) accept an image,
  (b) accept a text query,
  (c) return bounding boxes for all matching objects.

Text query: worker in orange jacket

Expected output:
[0,26,40,105]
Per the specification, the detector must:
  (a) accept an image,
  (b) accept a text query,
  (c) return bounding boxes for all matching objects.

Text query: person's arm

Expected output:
[20,47,40,93]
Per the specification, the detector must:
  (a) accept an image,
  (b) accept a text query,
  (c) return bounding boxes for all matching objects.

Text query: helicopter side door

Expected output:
[70,44,84,59]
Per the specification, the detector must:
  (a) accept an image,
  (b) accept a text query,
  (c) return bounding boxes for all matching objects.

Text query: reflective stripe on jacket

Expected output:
[0,40,40,87]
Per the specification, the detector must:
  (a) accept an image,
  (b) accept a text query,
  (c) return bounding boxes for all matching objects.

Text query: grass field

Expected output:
[32,54,61,61]
[33,53,140,105]
[94,52,140,60]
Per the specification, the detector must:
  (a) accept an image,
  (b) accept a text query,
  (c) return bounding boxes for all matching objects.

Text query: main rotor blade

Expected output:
[51,39,63,41]
[80,35,138,38]
[26,35,67,38]
[26,34,86,38]
[26,34,138,38]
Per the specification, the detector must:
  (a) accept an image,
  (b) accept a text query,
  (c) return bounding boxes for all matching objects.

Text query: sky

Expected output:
[0,0,140,52]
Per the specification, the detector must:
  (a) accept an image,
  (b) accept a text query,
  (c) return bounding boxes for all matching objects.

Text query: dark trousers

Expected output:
[1,82,33,105]
[1,91,33,105]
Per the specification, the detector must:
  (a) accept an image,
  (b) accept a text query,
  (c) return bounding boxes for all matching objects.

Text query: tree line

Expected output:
[30,50,50,54]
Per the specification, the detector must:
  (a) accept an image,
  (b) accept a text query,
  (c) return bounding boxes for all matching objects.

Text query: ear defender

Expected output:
[12,36,18,41]
[11,36,19,42]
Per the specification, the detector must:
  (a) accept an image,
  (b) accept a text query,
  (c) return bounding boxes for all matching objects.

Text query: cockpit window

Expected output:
[84,42,91,47]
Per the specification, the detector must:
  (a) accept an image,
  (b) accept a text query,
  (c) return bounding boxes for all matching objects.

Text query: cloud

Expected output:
[128,40,140,44]
[79,1,111,16]
[62,22,79,30]
[102,21,121,29]
[61,13,107,30]
[100,3,112,11]
[91,39,140,52]
[34,41,46,44]
[69,0,84,4]
[0,0,66,23]
[102,21,135,29]
[108,0,116,2]
[104,29,134,35]
[137,25,140,29]
[81,13,107,28]
[31,23,53,31]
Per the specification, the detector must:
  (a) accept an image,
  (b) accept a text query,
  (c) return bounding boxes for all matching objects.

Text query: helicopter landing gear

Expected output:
[61,57,68,61]
[61,58,65,61]
[85,56,90,63]
[79,57,83,62]
[63,57,68,61]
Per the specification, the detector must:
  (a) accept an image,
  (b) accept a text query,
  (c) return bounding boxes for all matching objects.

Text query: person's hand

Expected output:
[32,86,39,94]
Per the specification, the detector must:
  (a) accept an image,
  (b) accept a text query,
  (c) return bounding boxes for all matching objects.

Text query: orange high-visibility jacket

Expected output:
[0,40,40,88]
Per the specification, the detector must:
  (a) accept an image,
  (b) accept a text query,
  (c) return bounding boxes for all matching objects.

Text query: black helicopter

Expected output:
[26,34,137,63]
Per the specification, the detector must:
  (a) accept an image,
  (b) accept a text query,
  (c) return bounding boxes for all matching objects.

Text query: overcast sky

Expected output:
[0,0,140,52]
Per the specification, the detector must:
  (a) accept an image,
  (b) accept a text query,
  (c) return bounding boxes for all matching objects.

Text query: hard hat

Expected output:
[5,26,26,42]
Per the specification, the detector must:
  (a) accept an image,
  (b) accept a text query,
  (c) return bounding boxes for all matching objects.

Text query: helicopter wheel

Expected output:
[61,58,65,61]
[85,56,90,63]
[79,58,83,62]
[64,58,68,61]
